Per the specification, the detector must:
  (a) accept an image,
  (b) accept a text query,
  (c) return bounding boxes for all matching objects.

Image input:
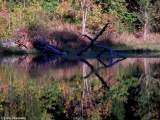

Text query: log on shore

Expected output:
[33,38,66,55]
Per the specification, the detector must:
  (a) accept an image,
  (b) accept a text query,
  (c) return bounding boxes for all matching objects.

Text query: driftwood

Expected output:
[33,38,66,55]
[77,23,126,59]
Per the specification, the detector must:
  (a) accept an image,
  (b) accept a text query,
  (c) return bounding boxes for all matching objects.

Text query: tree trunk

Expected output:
[82,11,85,34]
[143,0,149,41]
[81,0,88,34]
[7,0,10,31]
[24,0,26,8]
[143,23,147,41]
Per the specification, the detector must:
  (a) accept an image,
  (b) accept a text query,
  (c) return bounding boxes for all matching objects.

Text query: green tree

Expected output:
[38,0,60,14]
[129,0,160,40]
[106,0,137,34]
[56,0,93,34]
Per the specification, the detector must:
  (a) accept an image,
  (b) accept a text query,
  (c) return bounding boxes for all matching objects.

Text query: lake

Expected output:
[0,55,159,120]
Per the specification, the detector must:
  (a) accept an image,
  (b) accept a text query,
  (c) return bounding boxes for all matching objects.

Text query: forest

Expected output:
[0,1,160,119]
[0,0,160,54]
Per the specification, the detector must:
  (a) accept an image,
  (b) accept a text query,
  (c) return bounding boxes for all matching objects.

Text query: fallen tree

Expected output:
[32,38,66,55]
[77,23,126,59]
[32,23,126,59]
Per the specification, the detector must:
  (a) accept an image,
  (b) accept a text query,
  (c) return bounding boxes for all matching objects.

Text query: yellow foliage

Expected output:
[74,0,80,8]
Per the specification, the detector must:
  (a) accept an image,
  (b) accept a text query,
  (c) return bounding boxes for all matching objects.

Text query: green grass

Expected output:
[134,42,160,50]
[0,47,40,56]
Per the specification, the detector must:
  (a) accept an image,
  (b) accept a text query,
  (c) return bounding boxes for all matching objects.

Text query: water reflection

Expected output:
[81,58,126,89]
[0,56,159,120]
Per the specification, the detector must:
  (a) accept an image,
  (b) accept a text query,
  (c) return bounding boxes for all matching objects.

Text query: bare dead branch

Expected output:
[77,23,126,59]
[77,23,109,56]
[95,44,126,58]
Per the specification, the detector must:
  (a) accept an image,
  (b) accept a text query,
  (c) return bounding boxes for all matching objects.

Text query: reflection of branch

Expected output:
[96,49,107,58]
[95,73,109,89]
[33,54,59,65]
[80,57,126,89]
[97,57,126,70]
[97,59,107,67]
[81,59,110,88]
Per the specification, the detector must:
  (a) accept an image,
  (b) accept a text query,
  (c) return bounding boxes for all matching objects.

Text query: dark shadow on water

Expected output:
[32,54,60,65]
[32,54,80,67]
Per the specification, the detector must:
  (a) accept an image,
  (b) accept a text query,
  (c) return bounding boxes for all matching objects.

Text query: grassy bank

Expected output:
[1,32,160,57]
[0,1,159,56]
[0,46,40,56]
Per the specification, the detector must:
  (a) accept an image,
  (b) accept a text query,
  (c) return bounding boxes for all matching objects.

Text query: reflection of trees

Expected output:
[130,74,160,119]
[0,56,82,80]
[128,58,160,119]
[66,75,111,119]
[0,67,42,119]
[0,57,160,119]
[80,63,110,119]
[1,57,127,119]
[64,58,159,120]
[149,62,160,79]
[0,67,67,119]
[69,57,126,119]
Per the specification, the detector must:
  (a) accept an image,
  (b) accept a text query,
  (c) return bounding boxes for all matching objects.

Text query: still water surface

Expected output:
[0,56,159,120]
